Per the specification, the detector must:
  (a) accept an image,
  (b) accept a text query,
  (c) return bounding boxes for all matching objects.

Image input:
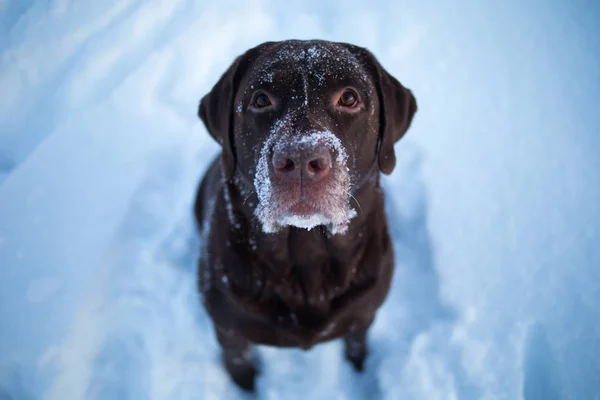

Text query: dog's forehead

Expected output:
[249,41,369,87]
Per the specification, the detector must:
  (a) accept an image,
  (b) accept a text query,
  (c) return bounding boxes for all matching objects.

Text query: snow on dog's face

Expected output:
[198,40,417,234]
[254,128,356,234]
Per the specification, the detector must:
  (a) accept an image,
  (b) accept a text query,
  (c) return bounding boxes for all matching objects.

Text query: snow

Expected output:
[278,212,332,231]
[1,1,599,399]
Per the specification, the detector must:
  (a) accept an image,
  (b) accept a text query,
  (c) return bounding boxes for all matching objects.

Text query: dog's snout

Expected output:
[306,148,332,180]
[272,151,298,181]
[272,145,332,183]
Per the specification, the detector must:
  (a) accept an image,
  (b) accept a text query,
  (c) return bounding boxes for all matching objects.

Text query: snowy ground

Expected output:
[1,1,599,399]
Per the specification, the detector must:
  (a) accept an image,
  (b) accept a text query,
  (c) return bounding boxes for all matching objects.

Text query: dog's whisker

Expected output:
[249,212,260,225]
[349,194,362,214]
[243,190,255,206]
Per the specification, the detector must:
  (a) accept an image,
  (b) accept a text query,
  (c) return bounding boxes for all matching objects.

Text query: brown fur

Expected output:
[194,39,417,391]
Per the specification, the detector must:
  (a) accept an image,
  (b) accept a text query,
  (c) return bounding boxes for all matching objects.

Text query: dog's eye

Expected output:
[338,89,358,108]
[252,93,272,108]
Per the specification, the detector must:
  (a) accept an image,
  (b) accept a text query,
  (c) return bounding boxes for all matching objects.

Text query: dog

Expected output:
[194,39,417,391]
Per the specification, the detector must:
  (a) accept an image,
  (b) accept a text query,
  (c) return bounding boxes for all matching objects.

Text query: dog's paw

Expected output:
[345,341,367,372]
[223,353,258,391]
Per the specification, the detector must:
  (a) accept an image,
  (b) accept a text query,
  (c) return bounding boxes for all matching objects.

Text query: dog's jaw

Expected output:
[253,130,357,235]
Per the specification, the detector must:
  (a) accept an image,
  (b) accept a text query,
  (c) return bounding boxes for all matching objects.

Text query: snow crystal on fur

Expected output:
[253,129,356,235]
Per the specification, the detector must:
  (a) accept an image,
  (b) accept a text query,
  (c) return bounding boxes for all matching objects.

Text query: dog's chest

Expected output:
[257,229,360,308]
[207,212,388,348]
[245,280,366,349]
[216,231,370,347]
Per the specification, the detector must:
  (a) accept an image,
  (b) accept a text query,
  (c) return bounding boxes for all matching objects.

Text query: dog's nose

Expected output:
[272,145,332,183]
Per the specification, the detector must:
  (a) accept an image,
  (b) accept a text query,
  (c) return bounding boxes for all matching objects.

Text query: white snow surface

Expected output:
[1,1,599,399]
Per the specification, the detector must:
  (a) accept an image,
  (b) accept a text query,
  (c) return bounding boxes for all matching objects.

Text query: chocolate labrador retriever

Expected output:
[194,39,417,391]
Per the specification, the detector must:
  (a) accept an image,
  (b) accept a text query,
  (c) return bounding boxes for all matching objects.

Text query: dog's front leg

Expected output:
[215,327,257,391]
[343,320,373,372]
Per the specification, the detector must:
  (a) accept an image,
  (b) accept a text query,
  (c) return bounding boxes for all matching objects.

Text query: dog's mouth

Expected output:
[288,201,320,216]
[253,130,356,235]
[278,199,355,234]
[272,199,356,234]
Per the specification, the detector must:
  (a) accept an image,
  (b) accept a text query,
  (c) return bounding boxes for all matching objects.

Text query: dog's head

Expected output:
[199,40,417,234]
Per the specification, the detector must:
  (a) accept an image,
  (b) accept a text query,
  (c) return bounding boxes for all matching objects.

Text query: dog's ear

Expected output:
[345,45,417,175]
[198,44,269,180]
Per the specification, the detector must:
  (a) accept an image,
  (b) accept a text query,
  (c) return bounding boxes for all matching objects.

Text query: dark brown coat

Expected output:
[194,39,417,391]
